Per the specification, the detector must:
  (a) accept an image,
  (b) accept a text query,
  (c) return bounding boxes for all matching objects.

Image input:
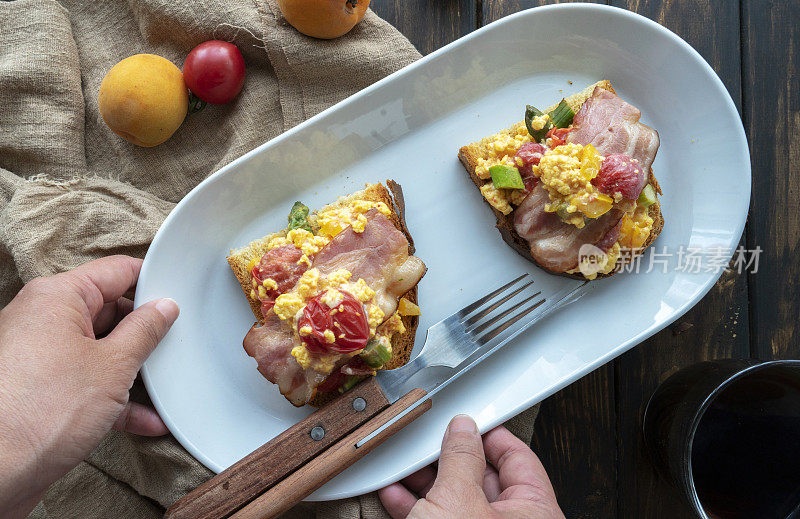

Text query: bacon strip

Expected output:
[514,185,623,273]
[242,209,425,406]
[596,218,624,253]
[512,88,658,273]
[567,87,659,196]
[313,209,425,318]
[243,318,323,406]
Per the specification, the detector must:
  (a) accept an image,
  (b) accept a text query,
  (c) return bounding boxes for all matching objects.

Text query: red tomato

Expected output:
[183,40,245,104]
[546,127,572,147]
[522,175,538,194]
[515,141,546,168]
[298,291,369,354]
[515,141,546,192]
[592,153,645,199]
[250,245,307,317]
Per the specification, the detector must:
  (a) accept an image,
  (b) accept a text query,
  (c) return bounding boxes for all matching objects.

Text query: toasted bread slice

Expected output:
[227,182,420,406]
[458,81,663,279]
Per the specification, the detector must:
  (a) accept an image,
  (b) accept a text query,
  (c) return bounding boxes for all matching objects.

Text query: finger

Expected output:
[378,483,418,519]
[435,415,486,489]
[66,255,143,318]
[93,297,134,336]
[482,464,502,502]
[112,401,169,436]
[400,464,437,497]
[103,298,179,367]
[483,426,557,497]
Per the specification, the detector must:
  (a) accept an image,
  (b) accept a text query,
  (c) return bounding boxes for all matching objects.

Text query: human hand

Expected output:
[379,415,565,519]
[0,256,179,518]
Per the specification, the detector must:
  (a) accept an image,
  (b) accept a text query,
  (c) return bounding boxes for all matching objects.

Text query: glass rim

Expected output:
[683,359,800,518]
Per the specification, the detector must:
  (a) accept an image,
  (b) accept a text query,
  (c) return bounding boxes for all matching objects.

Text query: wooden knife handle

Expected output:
[230,388,431,519]
[165,378,390,519]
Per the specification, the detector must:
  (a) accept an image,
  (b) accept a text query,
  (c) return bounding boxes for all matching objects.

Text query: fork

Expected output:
[166,274,589,519]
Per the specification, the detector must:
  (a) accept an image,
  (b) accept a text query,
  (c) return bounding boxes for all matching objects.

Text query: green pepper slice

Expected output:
[287,201,312,232]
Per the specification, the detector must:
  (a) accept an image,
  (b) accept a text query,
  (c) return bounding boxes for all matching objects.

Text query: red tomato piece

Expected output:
[183,40,245,104]
[298,291,370,354]
[592,153,645,200]
[515,141,546,192]
[546,127,572,147]
[251,245,307,317]
[522,176,538,193]
[516,141,547,167]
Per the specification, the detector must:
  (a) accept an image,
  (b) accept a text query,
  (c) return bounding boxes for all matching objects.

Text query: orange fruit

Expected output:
[98,54,187,147]
[276,0,370,39]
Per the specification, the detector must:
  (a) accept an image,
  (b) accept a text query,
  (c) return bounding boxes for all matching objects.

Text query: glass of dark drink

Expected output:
[643,359,800,518]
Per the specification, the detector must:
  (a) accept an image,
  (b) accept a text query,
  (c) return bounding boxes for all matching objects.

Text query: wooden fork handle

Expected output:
[230,387,431,519]
[165,378,392,519]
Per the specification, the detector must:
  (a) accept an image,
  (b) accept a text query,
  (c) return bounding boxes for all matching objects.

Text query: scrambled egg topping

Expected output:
[538,144,612,228]
[367,304,385,334]
[474,128,531,180]
[290,345,343,374]
[378,312,406,336]
[315,200,392,237]
[264,199,392,259]
[273,292,305,322]
[574,242,622,280]
[327,268,352,285]
[297,268,321,298]
[480,183,513,215]
[269,228,330,256]
[349,278,375,302]
[320,288,345,308]
[618,205,655,250]
[529,113,550,131]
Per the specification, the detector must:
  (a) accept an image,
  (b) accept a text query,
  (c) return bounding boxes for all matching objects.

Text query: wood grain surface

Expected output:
[369,0,799,517]
[742,0,800,362]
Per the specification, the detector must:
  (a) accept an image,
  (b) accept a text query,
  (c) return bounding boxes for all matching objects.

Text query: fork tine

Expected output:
[462,281,536,327]
[475,295,547,344]
[467,290,542,336]
[479,281,589,349]
[456,274,529,318]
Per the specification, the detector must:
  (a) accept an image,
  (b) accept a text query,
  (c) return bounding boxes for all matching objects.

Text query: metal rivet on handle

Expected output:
[352,397,366,412]
[310,426,325,441]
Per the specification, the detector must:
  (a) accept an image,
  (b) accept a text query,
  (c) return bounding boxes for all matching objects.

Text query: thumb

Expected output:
[104,298,179,367]
[435,414,486,489]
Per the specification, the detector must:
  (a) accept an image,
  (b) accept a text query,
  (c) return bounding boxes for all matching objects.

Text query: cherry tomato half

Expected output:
[546,127,572,147]
[250,244,308,318]
[183,40,245,105]
[298,291,370,354]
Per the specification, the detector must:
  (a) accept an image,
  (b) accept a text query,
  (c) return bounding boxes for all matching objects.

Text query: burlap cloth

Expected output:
[0,0,540,517]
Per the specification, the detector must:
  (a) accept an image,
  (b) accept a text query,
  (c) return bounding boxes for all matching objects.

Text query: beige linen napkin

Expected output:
[0,1,540,517]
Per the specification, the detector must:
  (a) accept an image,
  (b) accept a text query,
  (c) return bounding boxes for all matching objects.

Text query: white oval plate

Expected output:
[137,4,750,500]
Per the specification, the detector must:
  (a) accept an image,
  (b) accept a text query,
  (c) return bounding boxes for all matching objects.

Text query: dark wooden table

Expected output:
[368,1,799,517]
